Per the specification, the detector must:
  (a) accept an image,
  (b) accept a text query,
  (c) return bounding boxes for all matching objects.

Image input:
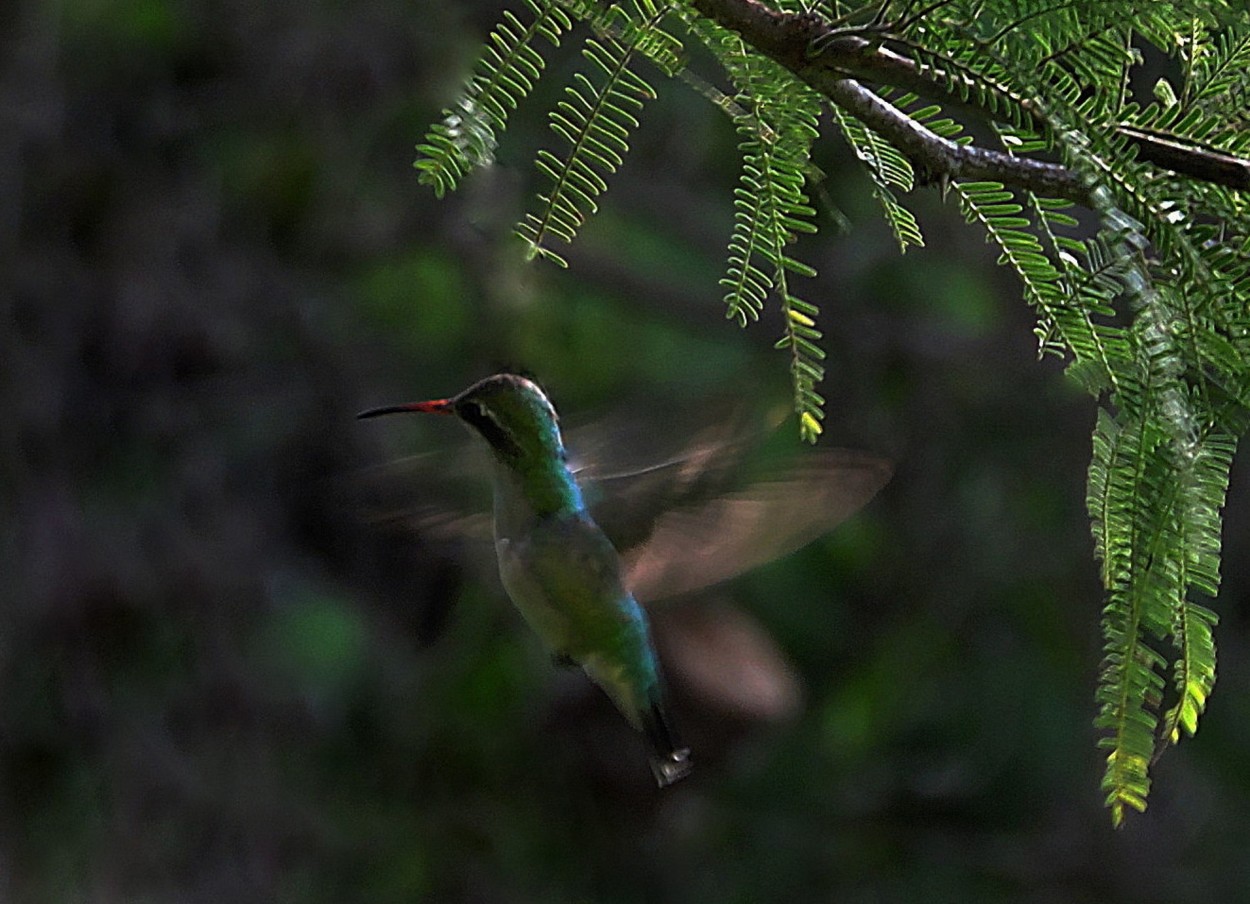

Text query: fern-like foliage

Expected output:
[873,0,1248,825]
[415,0,573,197]
[832,93,924,252]
[515,33,654,266]
[693,19,827,438]
[414,0,1250,822]
[518,0,683,265]
[1187,23,1250,112]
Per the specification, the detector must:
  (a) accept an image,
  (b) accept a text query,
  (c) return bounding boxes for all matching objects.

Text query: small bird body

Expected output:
[496,508,679,775]
[359,373,691,786]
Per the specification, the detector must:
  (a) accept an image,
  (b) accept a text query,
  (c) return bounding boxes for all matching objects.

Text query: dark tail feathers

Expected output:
[642,698,693,788]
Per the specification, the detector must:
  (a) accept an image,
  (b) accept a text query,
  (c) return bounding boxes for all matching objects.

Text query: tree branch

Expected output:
[686,0,1250,200]
[823,78,1089,201]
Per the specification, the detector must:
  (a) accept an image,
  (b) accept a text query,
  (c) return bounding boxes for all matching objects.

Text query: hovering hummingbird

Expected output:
[357,374,891,787]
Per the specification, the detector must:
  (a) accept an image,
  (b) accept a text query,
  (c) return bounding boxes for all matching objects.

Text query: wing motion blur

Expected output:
[622,450,892,602]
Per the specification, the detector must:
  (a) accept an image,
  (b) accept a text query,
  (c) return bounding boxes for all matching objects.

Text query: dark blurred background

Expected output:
[3,1,1249,901]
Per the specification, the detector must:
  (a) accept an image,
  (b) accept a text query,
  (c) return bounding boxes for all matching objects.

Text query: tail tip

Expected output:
[642,696,691,787]
[650,748,693,788]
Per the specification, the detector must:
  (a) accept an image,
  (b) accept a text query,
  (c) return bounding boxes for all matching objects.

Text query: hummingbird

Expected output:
[358,373,694,786]
[358,374,892,787]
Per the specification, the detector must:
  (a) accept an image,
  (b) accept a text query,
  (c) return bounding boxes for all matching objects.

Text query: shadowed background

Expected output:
[2,0,1249,901]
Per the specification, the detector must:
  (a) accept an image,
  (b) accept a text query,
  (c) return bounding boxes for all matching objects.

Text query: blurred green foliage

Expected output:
[3,0,1250,902]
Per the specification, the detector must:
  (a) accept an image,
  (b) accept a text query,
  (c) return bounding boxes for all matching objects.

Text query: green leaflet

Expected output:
[1188,22,1250,108]
[1088,409,1231,825]
[515,35,652,266]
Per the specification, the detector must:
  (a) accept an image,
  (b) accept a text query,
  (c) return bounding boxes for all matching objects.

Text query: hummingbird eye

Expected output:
[459,400,522,459]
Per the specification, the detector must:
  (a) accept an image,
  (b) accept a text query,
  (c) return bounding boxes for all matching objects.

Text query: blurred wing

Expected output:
[623,450,892,602]
[568,401,764,484]
[352,401,763,549]
[570,406,775,554]
[349,447,494,542]
[652,602,802,722]
[380,506,493,542]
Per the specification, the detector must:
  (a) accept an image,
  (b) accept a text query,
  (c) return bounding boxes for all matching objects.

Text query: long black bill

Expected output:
[356,399,453,419]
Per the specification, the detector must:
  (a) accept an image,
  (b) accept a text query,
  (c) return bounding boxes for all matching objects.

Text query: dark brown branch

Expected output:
[825,78,1089,201]
[816,34,1250,191]
[687,0,1250,199]
[686,0,1089,201]
[1118,126,1250,191]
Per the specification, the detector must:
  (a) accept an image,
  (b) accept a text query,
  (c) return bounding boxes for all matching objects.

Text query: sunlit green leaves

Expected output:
[708,39,825,440]
[516,0,680,265]
[415,0,573,197]
[516,36,655,266]
[1189,23,1250,108]
[831,103,923,252]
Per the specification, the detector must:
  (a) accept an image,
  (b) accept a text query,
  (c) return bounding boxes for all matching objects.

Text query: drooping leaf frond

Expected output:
[831,98,924,252]
[516,1,680,266]
[415,0,573,197]
[955,180,1064,330]
[890,1,1247,821]
[1022,196,1127,393]
[692,21,826,438]
[1088,408,1171,825]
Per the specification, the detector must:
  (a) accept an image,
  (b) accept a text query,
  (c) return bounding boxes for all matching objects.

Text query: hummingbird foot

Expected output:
[641,698,692,787]
[649,747,693,788]
[550,651,578,670]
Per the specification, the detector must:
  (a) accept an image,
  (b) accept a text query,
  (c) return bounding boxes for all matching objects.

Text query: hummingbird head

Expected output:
[357,373,567,468]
